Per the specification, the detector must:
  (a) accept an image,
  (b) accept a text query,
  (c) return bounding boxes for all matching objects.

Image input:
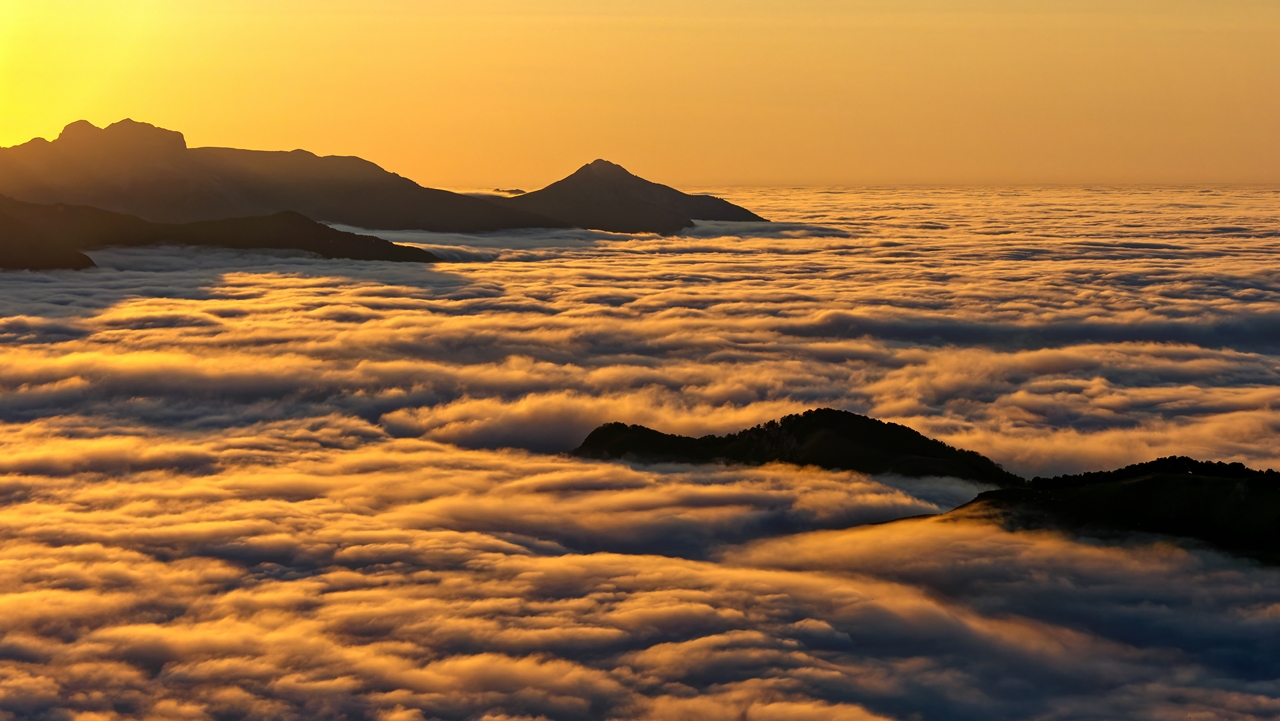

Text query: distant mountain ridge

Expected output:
[0,195,437,270]
[0,119,568,232]
[501,159,766,234]
[0,120,766,235]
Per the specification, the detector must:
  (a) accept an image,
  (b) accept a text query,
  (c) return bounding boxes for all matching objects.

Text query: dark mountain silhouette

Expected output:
[572,408,1022,486]
[575,411,1280,562]
[0,195,438,267]
[0,121,771,236]
[1030,456,1278,489]
[500,159,767,234]
[0,211,95,270]
[0,119,569,232]
[959,457,1280,563]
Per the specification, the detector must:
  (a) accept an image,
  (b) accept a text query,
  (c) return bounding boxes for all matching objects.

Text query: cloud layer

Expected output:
[4,187,1280,475]
[0,186,1278,719]
[0,421,1276,720]
[1,416,1279,721]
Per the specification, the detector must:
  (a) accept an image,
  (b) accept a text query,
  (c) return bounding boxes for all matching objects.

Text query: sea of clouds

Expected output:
[0,187,1278,719]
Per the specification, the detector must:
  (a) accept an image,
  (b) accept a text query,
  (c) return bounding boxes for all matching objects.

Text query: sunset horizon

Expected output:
[4,1,1279,187]
[1,3,1278,721]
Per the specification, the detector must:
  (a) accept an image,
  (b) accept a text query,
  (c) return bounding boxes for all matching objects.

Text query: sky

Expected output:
[1,0,1278,188]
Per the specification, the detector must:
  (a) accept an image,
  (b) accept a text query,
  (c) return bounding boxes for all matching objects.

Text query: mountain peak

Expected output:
[500,158,766,233]
[578,159,636,180]
[54,118,187,156]
[56,120,100,142]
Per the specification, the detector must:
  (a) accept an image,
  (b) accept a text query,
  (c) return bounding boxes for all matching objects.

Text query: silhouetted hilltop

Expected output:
[501,159,767,234]
[0,120,569,232]
[572,408,1022,485]
[1031,456,1278,488]
[0,211,95,270]
[0,195,438,266]
[960,457,1280,563]
[575,410,1280,562]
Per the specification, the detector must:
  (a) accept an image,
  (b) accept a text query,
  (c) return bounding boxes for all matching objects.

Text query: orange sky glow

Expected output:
[2,0,1278,188]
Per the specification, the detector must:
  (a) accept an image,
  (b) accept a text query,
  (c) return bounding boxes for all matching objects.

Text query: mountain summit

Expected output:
[53,118,188,161]
[501,159,767,234]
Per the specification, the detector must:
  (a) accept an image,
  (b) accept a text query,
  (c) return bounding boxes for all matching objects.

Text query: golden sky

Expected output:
[1,0,1278,187]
